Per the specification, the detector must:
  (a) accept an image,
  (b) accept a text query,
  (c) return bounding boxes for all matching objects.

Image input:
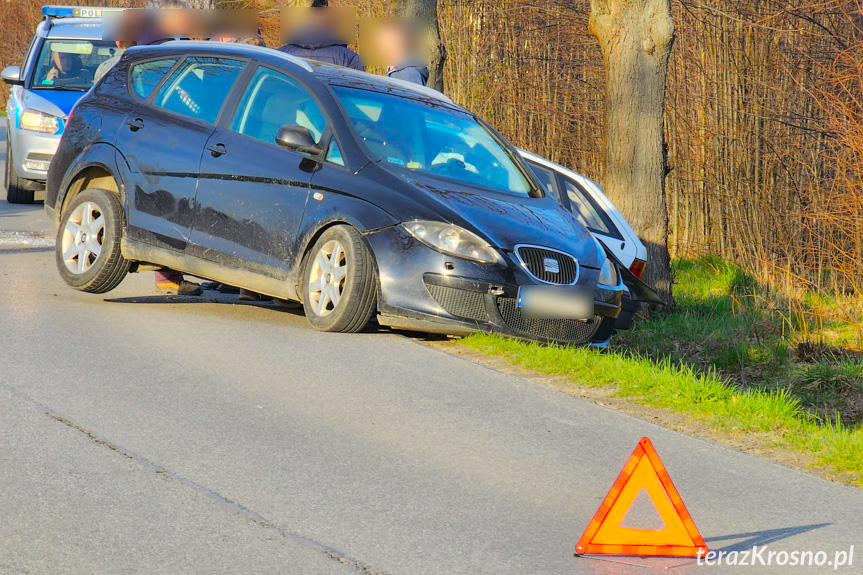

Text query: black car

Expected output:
[46,42,624,345]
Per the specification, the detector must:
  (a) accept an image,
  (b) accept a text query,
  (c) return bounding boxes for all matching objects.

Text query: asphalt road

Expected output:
[1,129,862,575]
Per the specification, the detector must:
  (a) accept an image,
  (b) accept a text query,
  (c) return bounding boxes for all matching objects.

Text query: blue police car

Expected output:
[2,6,123,204]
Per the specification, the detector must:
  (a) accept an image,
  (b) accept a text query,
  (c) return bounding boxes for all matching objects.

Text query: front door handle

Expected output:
[125,118,144,131]
[207,143,226,157]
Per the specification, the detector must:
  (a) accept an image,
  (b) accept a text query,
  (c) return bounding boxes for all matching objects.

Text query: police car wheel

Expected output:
[55,189,130,294]
[302,225,377,333]
[5,143,34,204]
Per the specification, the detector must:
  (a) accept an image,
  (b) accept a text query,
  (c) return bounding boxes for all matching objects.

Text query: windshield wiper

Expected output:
[31,86,89,92]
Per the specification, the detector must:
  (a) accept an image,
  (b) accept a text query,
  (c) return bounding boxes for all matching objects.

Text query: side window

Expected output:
[230,66,328,148]
[527,162,561,202]
[154,57,245,124]
[326,139,345,166]
[130,59,177,101]
[563,178,613,235]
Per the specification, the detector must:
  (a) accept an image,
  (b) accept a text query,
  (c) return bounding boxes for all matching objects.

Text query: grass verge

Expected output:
[459,257,863,485]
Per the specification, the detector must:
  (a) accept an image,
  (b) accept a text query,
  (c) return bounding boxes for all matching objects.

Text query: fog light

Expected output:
[24,155,52,172]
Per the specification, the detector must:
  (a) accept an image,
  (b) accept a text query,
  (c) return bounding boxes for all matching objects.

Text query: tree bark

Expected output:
[589,0,675,304]
[395,0,447,92]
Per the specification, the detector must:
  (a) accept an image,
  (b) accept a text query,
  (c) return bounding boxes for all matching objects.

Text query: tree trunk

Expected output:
[589,0,674,304]
[395,0,447,92]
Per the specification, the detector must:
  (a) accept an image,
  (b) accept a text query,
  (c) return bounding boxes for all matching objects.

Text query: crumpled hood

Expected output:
[406,176,604,269]
[19,89,80,119]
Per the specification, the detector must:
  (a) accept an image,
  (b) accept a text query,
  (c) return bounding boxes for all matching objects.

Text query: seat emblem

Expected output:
[543,257,560,274]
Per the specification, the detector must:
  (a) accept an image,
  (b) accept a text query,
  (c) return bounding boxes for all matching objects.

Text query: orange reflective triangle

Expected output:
[575,437,708,558]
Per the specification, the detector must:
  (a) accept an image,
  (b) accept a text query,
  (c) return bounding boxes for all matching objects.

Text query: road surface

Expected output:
[1,129,862,574]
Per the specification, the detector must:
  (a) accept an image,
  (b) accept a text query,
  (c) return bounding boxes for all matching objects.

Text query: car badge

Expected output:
[543,257,560,274]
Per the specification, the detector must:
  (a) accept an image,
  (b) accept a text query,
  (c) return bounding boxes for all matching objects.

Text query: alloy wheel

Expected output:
[61,201,105,274]
[308,239,348,317]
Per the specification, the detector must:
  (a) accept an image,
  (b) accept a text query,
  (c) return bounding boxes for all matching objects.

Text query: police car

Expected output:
[2,6,123,204]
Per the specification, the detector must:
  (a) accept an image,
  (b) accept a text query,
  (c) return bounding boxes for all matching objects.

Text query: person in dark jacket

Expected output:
[387,62,429,87]
[278,0,363,71]
[371,17,429,87]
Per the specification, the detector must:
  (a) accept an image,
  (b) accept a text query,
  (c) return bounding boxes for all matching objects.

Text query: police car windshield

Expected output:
[331,86,534,197]
[31,39,118,91]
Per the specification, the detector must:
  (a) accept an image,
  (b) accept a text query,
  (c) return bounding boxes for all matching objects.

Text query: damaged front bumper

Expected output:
[365,226,623,346]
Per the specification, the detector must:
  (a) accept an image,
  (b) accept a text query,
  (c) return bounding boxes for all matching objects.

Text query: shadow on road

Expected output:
[0,247,53,255]
[705,523,832,552]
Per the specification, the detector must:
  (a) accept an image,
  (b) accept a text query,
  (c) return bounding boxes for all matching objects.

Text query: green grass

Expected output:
[459,257,863,483]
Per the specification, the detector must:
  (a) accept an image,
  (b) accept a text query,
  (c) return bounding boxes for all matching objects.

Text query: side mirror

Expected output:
[2,66,22,86]
[275,124,322,156]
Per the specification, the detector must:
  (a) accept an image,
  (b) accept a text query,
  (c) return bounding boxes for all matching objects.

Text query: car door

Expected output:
[116,55,246,251]
[189,64,327,279]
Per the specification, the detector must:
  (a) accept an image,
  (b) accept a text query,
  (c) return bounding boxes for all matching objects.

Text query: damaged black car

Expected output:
[46,42,624,345]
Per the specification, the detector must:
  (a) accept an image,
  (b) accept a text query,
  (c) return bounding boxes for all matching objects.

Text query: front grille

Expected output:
[496,297,601,344]
[427,284,487,321]
[516,246,578,285]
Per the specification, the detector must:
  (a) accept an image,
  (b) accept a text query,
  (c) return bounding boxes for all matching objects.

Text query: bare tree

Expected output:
[589,0,674,303]
[395,0,447,91]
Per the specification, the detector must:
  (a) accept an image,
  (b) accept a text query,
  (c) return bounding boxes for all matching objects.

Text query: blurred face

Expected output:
[52,51,73,73]
[377,23,409,64]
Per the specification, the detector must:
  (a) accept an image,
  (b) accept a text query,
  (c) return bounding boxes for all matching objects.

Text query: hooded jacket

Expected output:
[278,28,363,71]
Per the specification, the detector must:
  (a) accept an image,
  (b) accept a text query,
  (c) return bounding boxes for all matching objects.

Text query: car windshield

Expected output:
[31,39,118,91]
[331,86,535,197]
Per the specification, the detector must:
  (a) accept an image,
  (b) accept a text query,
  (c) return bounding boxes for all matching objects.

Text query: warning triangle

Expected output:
[575,437,708,558]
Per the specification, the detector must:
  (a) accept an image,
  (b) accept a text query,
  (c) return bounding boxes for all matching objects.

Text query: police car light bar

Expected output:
[42,5,126,19]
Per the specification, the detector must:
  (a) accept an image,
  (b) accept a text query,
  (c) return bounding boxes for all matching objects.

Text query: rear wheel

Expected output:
[5,141,35,204]
[302,225,377,333]
[55,189,130,293]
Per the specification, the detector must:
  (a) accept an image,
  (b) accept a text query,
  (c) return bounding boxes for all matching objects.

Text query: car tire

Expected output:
[55,189,130,293]
[5,142,35,204]
[302,225,377,333]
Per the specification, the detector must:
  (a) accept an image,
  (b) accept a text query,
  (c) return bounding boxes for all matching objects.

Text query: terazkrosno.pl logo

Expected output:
[697,546,854,569]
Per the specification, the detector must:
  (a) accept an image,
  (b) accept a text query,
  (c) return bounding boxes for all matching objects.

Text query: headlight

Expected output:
[20,109,59,134]
[402,220,504,265]
[598,257,619,286]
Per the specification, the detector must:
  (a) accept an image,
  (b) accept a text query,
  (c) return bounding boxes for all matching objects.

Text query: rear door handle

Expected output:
[125,118,144,131]
[207,143,227,157]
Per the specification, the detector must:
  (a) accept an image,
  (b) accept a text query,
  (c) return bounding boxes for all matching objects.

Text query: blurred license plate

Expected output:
[518,286,593,320]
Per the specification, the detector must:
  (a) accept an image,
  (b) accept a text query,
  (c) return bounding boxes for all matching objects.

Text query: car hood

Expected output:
[20,89,81,118]
[404,175,604,269]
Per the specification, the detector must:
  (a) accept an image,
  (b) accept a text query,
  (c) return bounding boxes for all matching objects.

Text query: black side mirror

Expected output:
[275,125,322,156]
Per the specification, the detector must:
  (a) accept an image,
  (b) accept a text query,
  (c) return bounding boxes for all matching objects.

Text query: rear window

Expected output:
[563,177,618,237]
[130,59,178,101]
[527,162,562,202]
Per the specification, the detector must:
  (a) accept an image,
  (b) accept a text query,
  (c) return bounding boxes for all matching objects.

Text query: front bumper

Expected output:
[9,127,59,183]
[366,226,623,345]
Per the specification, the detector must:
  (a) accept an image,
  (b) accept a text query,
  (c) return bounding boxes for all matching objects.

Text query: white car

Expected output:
[519,150,658,329]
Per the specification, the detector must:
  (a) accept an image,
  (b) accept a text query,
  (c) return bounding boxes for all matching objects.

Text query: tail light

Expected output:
[629,258,647,279]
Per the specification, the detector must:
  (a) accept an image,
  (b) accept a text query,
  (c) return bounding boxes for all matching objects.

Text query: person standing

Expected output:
[94,40,136,83]
[278,0,363,71]
[378,19,429,86]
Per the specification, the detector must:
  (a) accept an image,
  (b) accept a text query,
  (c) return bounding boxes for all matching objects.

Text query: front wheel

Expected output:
[55,189,130,293]
[302,225,377,333]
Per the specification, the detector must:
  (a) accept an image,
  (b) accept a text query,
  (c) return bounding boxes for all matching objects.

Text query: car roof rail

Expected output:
[161,41,316,73]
